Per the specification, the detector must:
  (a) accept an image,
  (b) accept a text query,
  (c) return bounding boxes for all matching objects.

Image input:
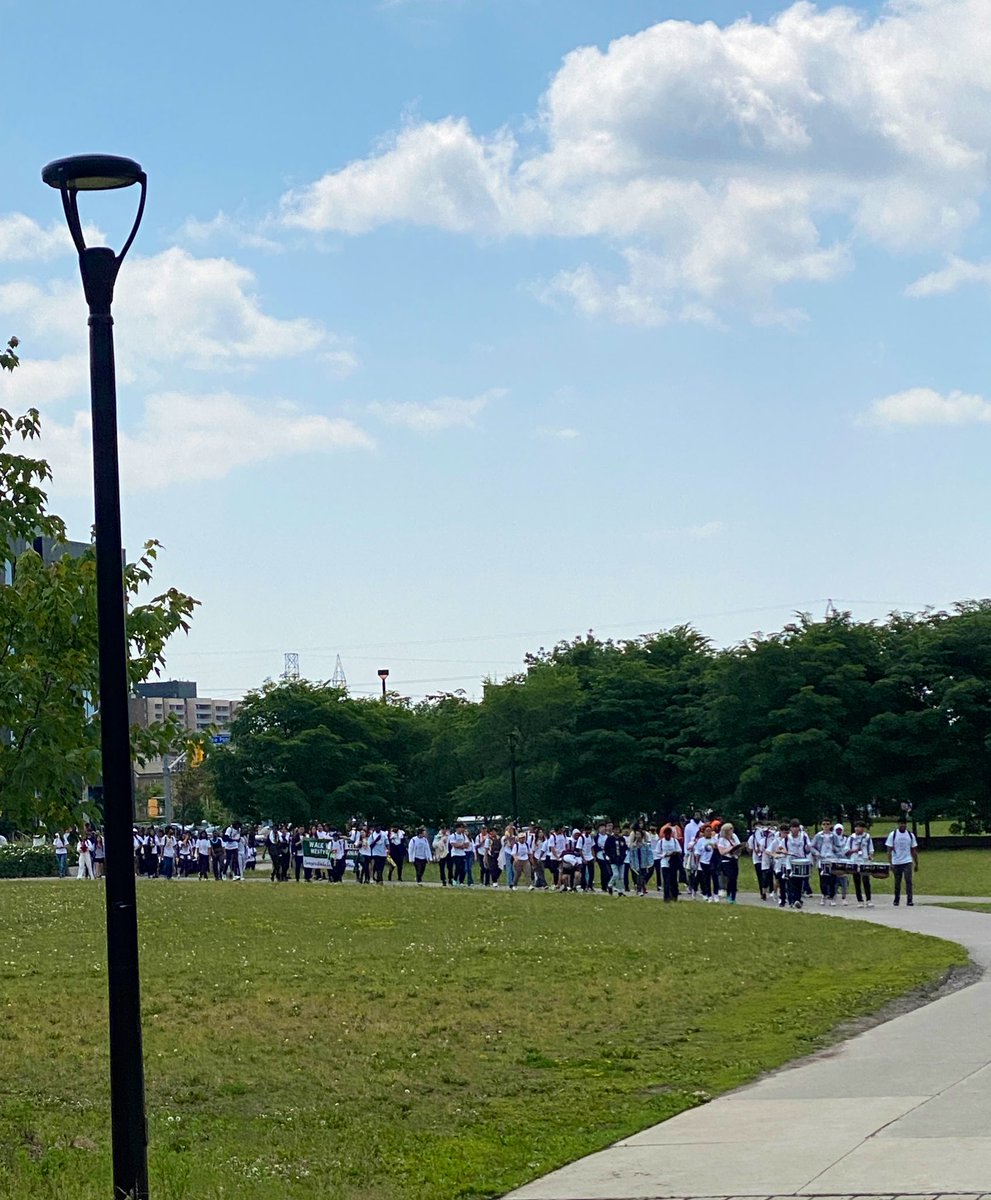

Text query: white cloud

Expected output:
[176,210,283,253]
[906,255,991,297]
[0,246,351,378]
[536,426,580,439]
[40,391,374,495]
[368,387,504,431]
[860,387,991,426]
[280,0,991,322]
[0,352,92,407]
[0,214,104,262]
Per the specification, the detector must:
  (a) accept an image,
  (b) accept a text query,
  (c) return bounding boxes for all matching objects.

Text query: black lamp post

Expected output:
[378,668,390,700]
[508,729,520,827]
[43,153,149,1200]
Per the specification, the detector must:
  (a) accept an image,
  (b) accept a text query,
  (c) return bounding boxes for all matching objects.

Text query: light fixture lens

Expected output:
[42,154,143,191]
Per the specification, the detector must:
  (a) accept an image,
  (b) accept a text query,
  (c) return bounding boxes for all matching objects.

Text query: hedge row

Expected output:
[0,845,63,878]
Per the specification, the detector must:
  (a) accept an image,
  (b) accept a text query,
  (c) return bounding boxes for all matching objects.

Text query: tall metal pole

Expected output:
[162,753,173,827]
[43,154,150,1200]
[508,731,519,828]
[85,247,149,1200]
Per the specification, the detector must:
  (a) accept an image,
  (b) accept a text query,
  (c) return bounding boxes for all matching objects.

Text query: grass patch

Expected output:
[736,848,991,898]
[0,881,965,1200]
[932,902,991,914]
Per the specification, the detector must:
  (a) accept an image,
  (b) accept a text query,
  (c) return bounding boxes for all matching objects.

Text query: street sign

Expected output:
[211,732,231,745]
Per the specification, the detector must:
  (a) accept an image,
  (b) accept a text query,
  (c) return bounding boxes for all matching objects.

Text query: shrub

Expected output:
[0,844,59,878]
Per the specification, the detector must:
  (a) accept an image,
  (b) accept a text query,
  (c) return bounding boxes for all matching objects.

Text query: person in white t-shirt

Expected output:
[511,836,532,891]
[195,833,211,879]
[885,818,919,906]
[846,821,875,907]
[53,832,69,878]
[448,824,470,887]
[408,828,432,884]
[747,821,773,901]
[161,831,177,880]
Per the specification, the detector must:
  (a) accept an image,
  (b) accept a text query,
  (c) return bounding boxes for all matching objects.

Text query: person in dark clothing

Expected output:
[603,824,628,896]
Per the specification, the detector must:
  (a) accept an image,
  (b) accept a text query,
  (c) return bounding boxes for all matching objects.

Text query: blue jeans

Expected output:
[56,853,67,878]
[465,852,474,886]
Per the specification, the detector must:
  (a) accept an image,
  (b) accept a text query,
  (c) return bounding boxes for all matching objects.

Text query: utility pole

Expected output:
[162,748,188,827]
[508,729,520,827]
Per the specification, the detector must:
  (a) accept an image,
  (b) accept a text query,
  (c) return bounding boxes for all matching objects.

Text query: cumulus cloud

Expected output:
[368,387,504,431]
[860,387,991,426]
[280,0,991,322]
[0,214,104,262]
[40,392,374,495]
[906,255,991,297]
[0,352,93,408]
[0,246,351,378]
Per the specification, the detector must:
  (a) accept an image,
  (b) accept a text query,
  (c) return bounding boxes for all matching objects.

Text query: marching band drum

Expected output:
[819,855,889,879]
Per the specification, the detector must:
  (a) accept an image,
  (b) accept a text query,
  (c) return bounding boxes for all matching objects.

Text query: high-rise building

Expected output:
[130,681,239,734]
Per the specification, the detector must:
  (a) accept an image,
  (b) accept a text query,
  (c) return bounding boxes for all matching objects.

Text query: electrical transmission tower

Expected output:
[283,652,300,681]
[331,654,348,691]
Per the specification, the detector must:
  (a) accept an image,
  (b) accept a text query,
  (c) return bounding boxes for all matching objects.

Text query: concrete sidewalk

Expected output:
[507,897,991,1200]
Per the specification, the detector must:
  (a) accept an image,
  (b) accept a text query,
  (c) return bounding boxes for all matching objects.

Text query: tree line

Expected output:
[4,342,990,836]
[209,605,991,833]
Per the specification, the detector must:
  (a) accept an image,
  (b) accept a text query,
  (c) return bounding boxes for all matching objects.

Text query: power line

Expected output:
[160,599,863,661]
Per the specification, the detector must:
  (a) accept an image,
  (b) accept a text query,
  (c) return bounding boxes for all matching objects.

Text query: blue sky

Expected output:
[1,0,989,701]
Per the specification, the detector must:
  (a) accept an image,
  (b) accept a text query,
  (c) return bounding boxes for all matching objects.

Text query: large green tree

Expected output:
[0,338,199,829]
[210,679,427,827]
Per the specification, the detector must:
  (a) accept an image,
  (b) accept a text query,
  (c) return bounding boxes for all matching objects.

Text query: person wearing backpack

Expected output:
[886,817,919,906]
[368,826,389,885]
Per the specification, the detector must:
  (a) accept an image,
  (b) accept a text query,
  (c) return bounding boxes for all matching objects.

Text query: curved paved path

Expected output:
[507,896,991,1200]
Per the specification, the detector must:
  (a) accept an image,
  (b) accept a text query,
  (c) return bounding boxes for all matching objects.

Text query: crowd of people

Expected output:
[53,812,921,906]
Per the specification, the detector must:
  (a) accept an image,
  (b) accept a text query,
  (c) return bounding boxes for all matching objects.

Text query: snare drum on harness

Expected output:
[853,859,890,879]
[819,856,852,876]
[785,856,812,878]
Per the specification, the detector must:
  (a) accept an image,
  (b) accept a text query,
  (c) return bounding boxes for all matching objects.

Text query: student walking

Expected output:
[715,822,741,903]
[846,821,875,906]
[408,829,432,883]
[886,818,919,906]
[53,831,69,878]
[76,835,95,880]
[432,828,451,887]
[369,826,389,885]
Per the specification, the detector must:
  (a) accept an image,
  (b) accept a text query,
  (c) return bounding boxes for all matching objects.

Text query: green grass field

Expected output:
[0,881,967,1200]
[373,845,990,898]
[933,902,991,914]
[735,848,991,897]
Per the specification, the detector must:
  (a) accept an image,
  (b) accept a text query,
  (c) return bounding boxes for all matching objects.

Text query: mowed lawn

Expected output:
[0,881,966,1200]
[733,847,991,897]
[394,846,991,898]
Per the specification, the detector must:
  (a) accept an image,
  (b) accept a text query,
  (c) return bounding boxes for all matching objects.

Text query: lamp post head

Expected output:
[42,152,147,314]
[42,154,144,192]
[377,669,390,680]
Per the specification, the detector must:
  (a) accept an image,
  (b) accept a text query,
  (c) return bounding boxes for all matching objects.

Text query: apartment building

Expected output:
[131,680,239,733]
